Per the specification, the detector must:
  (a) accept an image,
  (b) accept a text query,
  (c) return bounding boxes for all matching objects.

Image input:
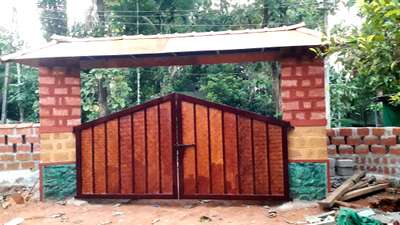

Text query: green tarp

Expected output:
[336,208,382,225]
[383,104,400,126]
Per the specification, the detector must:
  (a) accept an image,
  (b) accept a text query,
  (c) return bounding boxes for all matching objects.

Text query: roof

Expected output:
[1,22,323,68]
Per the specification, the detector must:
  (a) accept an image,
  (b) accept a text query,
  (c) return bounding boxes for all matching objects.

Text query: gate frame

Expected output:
[74,93,291,200]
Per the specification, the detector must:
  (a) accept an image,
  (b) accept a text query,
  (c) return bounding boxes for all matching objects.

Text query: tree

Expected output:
[329,0,400,101]
[0,28,38,123]
[1,63,9,123]
[41,0,336,121]
[39,0,68,40]
[324,0,400,125]
[81,69,132,121]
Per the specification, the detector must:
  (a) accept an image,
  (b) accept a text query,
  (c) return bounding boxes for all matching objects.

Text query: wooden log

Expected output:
[341,183,389,201]
[347,181,369,192]
[318,171,366,209]
[334,200,363,209]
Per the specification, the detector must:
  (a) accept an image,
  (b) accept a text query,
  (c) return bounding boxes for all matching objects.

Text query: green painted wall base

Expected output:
[41,162,327,201]
[42,163,76,200]
[289,162,327,201]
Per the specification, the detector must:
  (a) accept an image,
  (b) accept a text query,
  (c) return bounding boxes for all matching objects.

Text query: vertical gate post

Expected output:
[280,55,329,200]
[39,65,81,200]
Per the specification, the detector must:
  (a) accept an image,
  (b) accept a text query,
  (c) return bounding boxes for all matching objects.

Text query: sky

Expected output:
[0,0,361,49]
[0,0,43,47]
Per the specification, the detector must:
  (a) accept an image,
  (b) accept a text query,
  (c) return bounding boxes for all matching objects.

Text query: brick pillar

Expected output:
[39,66,81,163]
[281,56,328,200]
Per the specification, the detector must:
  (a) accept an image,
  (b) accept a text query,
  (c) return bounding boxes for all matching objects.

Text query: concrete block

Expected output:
[328,158,336,169]
[337,167,354,176]
[336,159,354,167]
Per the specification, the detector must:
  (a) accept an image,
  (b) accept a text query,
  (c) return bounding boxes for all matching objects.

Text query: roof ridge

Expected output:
[50,22,307,43]
[295,27,322,38]
[0,22,323,65]
[0,40,58,62]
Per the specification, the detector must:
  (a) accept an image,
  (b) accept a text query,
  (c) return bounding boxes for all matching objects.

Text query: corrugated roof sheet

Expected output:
[1,23,322,64]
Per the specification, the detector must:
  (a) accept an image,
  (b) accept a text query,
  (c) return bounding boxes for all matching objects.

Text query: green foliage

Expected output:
[390,93,400,107]
[0,29,14,55]
[329,0,400,104]
[74,0,333,121]
[259,0,338,29]
[7,66,39,122]
[3,0,336,122]
[329,67,376,126]
[0,65,39,123]
[81,69,132,121]
[199,63,276,116]
[0,27,39,123]
[39,0,68,40]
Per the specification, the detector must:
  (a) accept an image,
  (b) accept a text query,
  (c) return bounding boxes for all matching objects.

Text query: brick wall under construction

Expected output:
[0,123,40,171]
[328,127,400,177]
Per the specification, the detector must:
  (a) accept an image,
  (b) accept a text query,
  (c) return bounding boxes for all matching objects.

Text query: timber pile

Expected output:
[318,171,390,209]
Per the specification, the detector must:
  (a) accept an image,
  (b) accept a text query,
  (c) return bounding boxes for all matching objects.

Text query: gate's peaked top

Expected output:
[1,23,322,67]
[74,93,291,132]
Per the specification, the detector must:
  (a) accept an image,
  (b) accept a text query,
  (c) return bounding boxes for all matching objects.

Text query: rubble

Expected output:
[319,171,366,209]
[4,217,24,225]
[319,171,391,209]
[331,177,347,189]
[151,218,160,224]
[370,197,400,212]
[10,193,25,204]
[199,216,212,223]
[111,203,121,208]
[315,171,399,225]
[267,209,277,218]
[0,169,39,210]
[66,198,88,206]
[96,221,112,225]
[111,211,124,217]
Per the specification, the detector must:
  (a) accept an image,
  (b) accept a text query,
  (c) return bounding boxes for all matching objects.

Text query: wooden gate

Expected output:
[75,93,290,200]
[74,94,177,198]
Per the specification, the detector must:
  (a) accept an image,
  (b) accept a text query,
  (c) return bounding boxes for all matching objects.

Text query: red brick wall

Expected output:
[281,57,326,126]
[39,65,81,164]
[39,66,81,133]
[0,123,40,171]
[328,127,400,177]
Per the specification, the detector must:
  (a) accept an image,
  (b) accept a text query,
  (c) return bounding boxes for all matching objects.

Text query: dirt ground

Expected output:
[0,199,325,225]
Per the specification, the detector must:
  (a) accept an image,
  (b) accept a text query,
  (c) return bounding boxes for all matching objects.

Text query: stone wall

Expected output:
[41,163,76,200]
[0,123,40,171]
[289,162,327,200]
[327,127,400,177]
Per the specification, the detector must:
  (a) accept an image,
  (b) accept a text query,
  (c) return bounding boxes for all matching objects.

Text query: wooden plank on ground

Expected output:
[341,183,389,201]
[318,171,365,209]
[347,181,369,192]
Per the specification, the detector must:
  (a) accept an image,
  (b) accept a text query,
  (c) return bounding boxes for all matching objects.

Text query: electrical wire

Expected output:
[37,1,332,14]
[39,16,287,28]
[38,14,303,27]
